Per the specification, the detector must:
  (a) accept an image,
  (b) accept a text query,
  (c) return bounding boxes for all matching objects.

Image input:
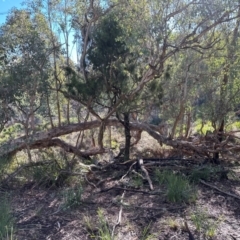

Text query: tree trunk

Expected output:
[123,112,131,161]
[213,119,224,164]
[116,112,131,161]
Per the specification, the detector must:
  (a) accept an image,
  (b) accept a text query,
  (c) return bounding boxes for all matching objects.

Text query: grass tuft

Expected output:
[62,185,83,210]
[97,208,112,240]
[0,195,15,240]
[191,208,222,238]
[84,208,112,240]
[154,170,197,203]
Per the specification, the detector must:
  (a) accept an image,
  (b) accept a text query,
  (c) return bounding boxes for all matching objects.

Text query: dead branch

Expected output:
[85,174,97,188]
[111,190,125,238]
[184,221,195,240]
[138,159,154,191]
[120,161,136,180]
[98,187,162,195]
[200,180,240,201]
[1,119,240,162]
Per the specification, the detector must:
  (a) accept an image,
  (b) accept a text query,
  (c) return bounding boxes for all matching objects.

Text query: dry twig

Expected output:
[111,190,125,238]
[138,159,154,190]
[120,161,136,180]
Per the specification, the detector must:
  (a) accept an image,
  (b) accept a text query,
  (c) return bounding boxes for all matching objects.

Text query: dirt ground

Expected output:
[7,161,240,240]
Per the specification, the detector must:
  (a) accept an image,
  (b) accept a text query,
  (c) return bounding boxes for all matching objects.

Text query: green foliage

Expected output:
[68,11,143,109]
[97,208,112,240]
[0,8,52,132]
[88,14,128,68]
[66,72,104,101]
[154,170,196,203]
[31,164,57,187]
[62,185,83,210]
[0,124,23,143]
[195,120,214,135]
[140,221,155,240]
[154,169,169,185]
[132,175,144,188]
[111,139,120,149]
[226,121,240,131]
[166,173,196,203]
[191,208,222,238]
[18,149,69,187]
[0,195,15,240]
[189,165,223,183]
[85,208,112,240]
[189,167,213,183]
[145,79,164,106]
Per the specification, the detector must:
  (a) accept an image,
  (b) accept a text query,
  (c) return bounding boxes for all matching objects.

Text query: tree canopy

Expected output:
[1,0,240,165]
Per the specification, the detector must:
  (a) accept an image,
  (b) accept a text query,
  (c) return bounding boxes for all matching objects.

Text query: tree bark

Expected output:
[0,119,231,161]
[123,112,131,161]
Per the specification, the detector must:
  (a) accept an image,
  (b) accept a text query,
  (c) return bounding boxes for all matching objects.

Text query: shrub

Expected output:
[189,167,212,183]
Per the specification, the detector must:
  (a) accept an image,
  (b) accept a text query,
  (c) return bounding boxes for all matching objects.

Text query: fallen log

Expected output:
[0,119,239,161]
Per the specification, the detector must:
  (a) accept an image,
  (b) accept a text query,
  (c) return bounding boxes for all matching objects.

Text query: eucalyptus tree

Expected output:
[1,0,240,162]
[64,0,240,158]
[0,9,52,123]
[0,9,52,161]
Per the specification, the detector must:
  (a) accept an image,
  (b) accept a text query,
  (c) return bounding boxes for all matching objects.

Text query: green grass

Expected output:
[140,221,156,240]
[189,165,224,183]
[62,185,83,210]
[97,208,112,240]
[189,166,213,183]
[191,208,222,238]
[0,195,15,240]
[154,170,197,203]
[154,169,169,185]
[132,175,144,188]
[84,208,112,240]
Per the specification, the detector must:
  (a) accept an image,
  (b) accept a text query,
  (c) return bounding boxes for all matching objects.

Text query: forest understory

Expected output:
[1,0,240,239]
[1,131,240,240]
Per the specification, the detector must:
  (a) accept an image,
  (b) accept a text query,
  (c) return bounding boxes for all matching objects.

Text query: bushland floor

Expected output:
[7,161,240,240]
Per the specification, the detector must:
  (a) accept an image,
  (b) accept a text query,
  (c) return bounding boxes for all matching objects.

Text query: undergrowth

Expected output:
[85,208,112,240]
[189,165,222,183]
[154,169,197,203]
[191,208,223,238]
[0,195,15,240]
[62,185,83,210]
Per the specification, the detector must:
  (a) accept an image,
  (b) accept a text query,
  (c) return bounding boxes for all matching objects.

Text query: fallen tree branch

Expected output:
[200,180,240,201]
[184,221,195,240]
[1,119,240,162]
[112,190,125,238]
[85,174,97,188]
[98,186,162,195]
[120,161,136,180]
[138,159,154,190]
